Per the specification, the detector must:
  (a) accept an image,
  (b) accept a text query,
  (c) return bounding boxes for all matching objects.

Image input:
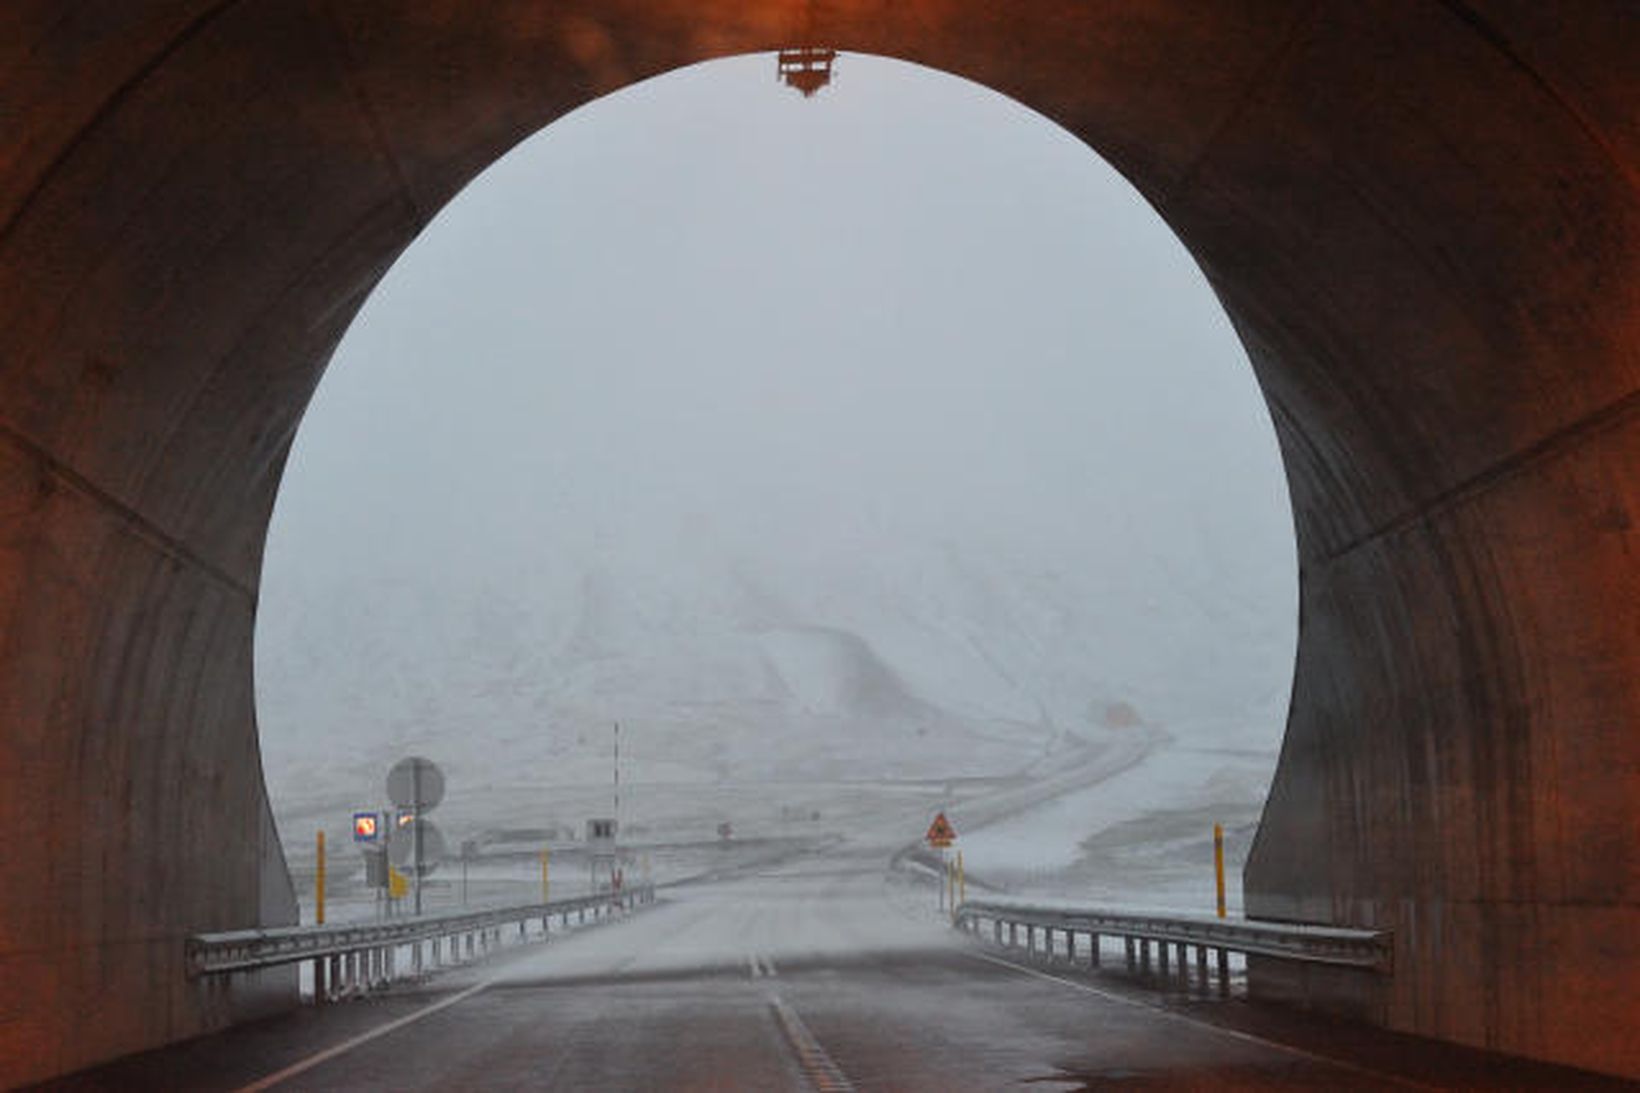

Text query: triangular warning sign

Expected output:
[925,811,957,847]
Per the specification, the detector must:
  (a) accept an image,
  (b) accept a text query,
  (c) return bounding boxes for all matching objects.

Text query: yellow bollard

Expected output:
[540,848,550,903]
[316,830,326,926]
[1213,823,1226,918]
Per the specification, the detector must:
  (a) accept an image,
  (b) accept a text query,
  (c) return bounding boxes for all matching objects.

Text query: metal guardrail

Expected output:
[188,886,656,997]
[954,897,1389,993]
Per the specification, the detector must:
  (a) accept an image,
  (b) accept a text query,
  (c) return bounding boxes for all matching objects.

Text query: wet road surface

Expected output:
[45,852,1630,1091]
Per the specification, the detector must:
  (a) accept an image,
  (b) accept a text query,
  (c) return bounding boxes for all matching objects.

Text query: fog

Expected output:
[255,53,1296,913]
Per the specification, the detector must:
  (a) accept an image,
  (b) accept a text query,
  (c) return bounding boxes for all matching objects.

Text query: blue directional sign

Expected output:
[353,811,380,843]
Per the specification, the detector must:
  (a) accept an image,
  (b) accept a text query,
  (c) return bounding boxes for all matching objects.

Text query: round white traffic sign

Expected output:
[386,756,445,811]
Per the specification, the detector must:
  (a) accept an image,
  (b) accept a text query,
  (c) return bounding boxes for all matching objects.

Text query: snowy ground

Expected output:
[276,700,1279,926]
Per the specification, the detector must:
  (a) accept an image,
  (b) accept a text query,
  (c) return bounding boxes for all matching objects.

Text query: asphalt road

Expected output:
[46,851,1630,1091]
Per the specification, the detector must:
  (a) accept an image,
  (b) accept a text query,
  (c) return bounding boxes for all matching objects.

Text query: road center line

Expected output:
[768,993,855,1093]
[963,951,1435,1090]
[235,979,495,1092]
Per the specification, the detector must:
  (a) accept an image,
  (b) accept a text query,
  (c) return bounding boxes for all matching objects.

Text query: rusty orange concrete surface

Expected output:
[0,2,1635,1084]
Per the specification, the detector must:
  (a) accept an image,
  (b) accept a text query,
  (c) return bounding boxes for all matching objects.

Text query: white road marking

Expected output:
[236,979,495,1091]
[965,951,1436,1090]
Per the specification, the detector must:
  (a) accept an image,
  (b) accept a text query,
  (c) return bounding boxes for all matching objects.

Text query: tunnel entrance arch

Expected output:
[1,3,1635,1084]
[254,48,1299,926]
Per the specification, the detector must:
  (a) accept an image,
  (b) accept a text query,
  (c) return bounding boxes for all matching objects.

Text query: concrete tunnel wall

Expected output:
[0,1,1634,1083]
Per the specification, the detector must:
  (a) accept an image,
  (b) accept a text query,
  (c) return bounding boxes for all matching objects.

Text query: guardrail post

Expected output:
[1158,940,1169,979]
[1065,930,1075,963]
[1217,948,1230,996]
[1124,937,1135,971]
[1195,945,1207,990]
[1090,932,1100,969]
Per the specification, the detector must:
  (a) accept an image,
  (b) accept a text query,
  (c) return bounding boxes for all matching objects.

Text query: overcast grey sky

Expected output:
[258,52,1295,744]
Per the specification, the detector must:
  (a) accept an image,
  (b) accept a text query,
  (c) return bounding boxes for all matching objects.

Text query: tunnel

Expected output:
[0,2,1635,1084]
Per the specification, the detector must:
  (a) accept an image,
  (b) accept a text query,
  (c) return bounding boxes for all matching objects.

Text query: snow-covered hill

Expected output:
[257,524,1292,898]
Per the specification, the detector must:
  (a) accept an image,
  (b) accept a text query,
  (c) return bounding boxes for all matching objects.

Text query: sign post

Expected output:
[386,757,445,916]
[925,811,957,913]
